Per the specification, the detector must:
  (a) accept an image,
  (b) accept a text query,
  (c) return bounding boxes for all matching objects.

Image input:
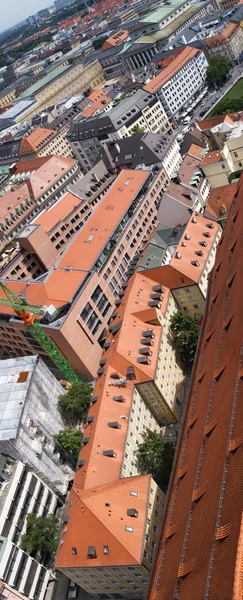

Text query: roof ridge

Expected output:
[74,484,143,563]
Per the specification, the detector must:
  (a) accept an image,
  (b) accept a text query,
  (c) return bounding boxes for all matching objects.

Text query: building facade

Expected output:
[0,455,60,600]
[69,89,170,173]
[19,127,74,160]
[0,168,169,380]
[206,22,243,62]
[0,355,71,495]
[144,47,208,118]
[0,156,80,250]
[146,168,243,600]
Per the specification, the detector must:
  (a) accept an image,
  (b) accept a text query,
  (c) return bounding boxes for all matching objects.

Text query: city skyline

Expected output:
[1,0,52,33]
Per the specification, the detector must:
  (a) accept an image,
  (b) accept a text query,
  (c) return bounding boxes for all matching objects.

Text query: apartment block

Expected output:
[0,156,80,250]
[0,455,60,600]
[196,111,243,149]
[0,168,168,380]
[201,137,243,187]
[105,132,181,178]
[68,89,170,173]
[0,355,72,494]
[144,47,208,118]
[55,269,189,599]
[158,146,211,228]
[1,162,116,282]
[206,22,243,62]
[19,127,74,160]
[17,61,105,122]
[0,582,26,600]
[146,158,243,600]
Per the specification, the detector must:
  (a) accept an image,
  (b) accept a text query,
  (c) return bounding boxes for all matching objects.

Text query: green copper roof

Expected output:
[141,0,188,23]
[20,65,71,99]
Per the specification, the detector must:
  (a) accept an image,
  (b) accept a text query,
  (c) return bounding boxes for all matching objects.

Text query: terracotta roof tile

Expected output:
[144,47,199,93]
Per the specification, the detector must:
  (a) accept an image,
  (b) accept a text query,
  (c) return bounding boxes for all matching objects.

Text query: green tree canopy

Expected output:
[136,429,175,492]
[206,54,230,89]
[131,125,145,135]
[170,310,201,365]
[228,169,242,182]
[92,36,107,50]
[54,426,83,466]
[210,96,243,117]
[58,382,92,424]
[20,514,59,567]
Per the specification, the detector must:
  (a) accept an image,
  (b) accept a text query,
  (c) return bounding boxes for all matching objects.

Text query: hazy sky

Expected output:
[1,0,52,32]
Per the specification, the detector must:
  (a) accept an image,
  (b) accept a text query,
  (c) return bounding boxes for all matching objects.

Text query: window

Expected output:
[130,491,138,497]
[125,526,134,533]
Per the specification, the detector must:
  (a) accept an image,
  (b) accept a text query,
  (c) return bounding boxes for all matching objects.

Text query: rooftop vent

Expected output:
[126,366,136,380]
[184,234,190,240]
[110,372,120,380]
[148,300,161,308]
[137,356,151,365]
[91,396,98,404]
[97,367,105,376]
[191,217,197,224]
[142,329,154,338]
[113,395,126,403]
[195,250,203,257]
[82,437,90,445]
[103,449,117,458]
[86,416,94,424]
[175,252,181,259]
[108,421,121,429]
[138,347,152,356]
[141,338,154,347]
[152,284,165,293]
[199,241,207,247]
[150,292,162,300]
[87,546,97,559]
[127,508,138,518]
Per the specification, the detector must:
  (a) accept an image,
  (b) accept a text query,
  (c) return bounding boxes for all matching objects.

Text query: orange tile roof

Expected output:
[87,88,109,102]
[188,143,205,160]
[207,183,238,219]
[147,177,243,600]
[144,46,200,94]
[102,29,128,50]
[206,22,239,48]
[196,113,241,132]
[169,212,221,283]
[14,156,52,173]
[34,191,83,232]
[80,96,112,118]
[201,149,224,165]
[57,170,149,271]
[0,170,150,309]
[0,156,76,230]
[20,128,54,155]
[56,475,151,569]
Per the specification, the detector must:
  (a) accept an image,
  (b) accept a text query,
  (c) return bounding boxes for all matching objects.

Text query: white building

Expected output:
[0,455,60,600]
[0,355,72,496]
[144,46,208,118]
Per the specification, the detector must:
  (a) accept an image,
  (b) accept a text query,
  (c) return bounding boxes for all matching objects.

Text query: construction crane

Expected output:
[0,281,80,384]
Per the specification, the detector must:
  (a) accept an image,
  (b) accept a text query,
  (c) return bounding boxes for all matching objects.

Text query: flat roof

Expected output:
[141,0,188,23]
[0,170,150,310]
[34,191,83,232]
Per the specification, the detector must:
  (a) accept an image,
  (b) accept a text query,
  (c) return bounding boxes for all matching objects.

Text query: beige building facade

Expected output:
[18,60,105,122]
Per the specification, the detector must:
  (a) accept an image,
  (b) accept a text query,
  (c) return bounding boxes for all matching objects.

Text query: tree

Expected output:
[210,96,243,117]
[170,310,200,365]
[92,37,107,50]
[20,514,59,567]
[207,54,230,89]
[54,426,83,466]
[131,125,145,135]
[58,382,92,424]
[228,169,242,182]
[136,429,175,492]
